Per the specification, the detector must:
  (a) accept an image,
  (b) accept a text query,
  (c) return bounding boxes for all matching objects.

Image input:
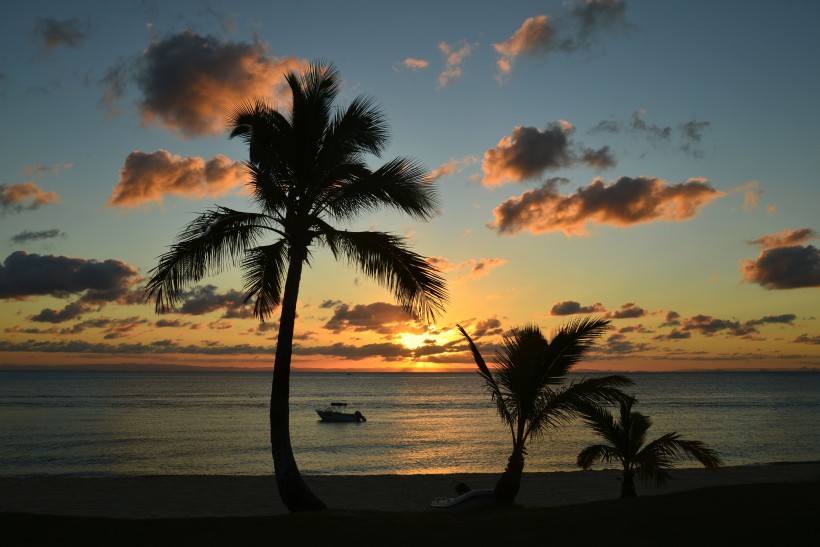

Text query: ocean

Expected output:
[1,371,818,476]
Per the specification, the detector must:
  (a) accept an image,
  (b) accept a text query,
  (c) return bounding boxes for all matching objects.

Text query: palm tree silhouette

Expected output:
[146,61,448,512]
[576,397,723,497]
[459,318,632,504]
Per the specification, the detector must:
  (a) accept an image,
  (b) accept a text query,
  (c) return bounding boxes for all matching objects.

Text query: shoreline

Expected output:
[2,462,818,518]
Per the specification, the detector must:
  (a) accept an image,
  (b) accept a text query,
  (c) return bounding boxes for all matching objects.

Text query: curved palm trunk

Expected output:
[270,256,326,512]
[494,444,525,504]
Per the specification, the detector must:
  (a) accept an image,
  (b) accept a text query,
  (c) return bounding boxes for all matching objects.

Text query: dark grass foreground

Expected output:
[3,482,818,547]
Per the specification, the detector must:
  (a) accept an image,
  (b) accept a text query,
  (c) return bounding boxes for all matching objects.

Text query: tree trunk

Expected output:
[270,256,326,512]
[621,469,637,498]
[494,445,525,504]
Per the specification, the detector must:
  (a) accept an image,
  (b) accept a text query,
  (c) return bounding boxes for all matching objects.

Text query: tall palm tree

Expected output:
[576,397,723,497]
[459,318,632,504]
[145,61,448,512]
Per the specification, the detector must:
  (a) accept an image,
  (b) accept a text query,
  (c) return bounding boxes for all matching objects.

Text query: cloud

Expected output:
[23,162,73,175]
[741,245,820,290]
[294,341,412,361]
[437,41,475,88]
[425,156,478,182]
[749,228,817,250]
[0,251,140,301]
[32,17,89,54]
[108,150,245,208]
[30,301,92,323]
[735,180,765,211]
[678,120,711,157]
[590,110,710,157]
[481,122,575,186]
[550,300,605,316]
[172,285,252,318]
[427,256,507,281]
[102,31,307,137]
[323,302,421,335]
[605,302,647,319]
[472,316,504,338]
[792,334,820,345]
[490,176,724,236]
[660,311,681,327]
[0,182,60,215]
[493,15,562,80]
[571,0,630,45]
[665,313,797,339]
[398,58,429,70]
[9,228,66,244]
[580,146,616,169]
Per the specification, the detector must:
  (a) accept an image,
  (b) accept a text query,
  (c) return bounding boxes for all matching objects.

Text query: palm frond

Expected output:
[241,239,289,320]
[320,228,447,323]
[636,432,723,486]
[320,157,438,222]
[145,208,273,312]
[323,94,389,159]
[577,444,621,470]
[542,317,612,381]
[528,375,632,439]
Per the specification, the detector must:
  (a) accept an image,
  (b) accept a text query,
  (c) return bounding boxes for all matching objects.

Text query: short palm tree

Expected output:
[146,61,447,512]
[576,397,723,497]
[459,317,632,503]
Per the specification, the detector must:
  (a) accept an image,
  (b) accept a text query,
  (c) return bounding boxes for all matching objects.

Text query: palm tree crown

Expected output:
[577,397,723,497]
[145,60,448,512]
[146,61,446,323]
[459,317,633,503]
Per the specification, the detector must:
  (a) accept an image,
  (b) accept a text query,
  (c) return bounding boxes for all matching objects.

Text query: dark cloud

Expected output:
[597,333,651,355]
[792,334,820,345]
[29,301,91,323]
[741,245,820,290]
[654,329,691,341]
[103,30,307,137]
[294,341,412,361]
[481,122,575,186]
[590,111,710,157]
[155,318,190,328]
[606,302,646,319]
[108,150,245,209]
[675,313,795,339]
[323,302,421,335]
[472,317,503,338]
[23,162,73,175]
[32,17,89,54]
[9,228,66,244]
[580,146,616,169]
[660,311,681,327]
[749,228,817,250]
[1,182,60,215]
[174,285,252,318]
[491,176,724,236]
[678,120,711,157]
[319,299,343,309]
[0,251,139,301]
[550,300,605,316]
[571,0,630,44]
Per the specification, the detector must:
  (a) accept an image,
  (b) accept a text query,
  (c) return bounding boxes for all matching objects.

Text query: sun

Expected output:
[397,332,432,350]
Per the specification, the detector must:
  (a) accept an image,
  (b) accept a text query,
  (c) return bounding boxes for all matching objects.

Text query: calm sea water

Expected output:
[1,371,818,476]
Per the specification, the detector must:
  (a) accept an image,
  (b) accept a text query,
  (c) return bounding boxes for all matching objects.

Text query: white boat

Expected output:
[316,402,366,422]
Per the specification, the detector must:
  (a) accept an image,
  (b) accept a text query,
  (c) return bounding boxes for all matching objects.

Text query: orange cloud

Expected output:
[493,15,554,81]
[749,228,817,250]
[108,150,245,208]
[438,41,474,88]
[425,156,478,182]
[481,121,575,187]
[491,176,724,236]
[401,58,429,70]
[427,256,506,280]
[0,182,60,214]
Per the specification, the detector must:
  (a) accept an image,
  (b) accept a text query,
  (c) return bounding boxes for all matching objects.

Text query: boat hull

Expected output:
[316,409,365,422]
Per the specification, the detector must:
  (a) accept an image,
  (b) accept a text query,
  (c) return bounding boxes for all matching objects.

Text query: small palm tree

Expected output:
[146,61,448,512]
[576,397,723,497]
[459,317,632,504]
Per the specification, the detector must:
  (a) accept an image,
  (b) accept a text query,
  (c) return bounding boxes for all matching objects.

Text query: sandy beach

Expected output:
[2,462,817,518]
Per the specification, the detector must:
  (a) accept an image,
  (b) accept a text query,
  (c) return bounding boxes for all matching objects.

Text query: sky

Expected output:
[0,0,818,372]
